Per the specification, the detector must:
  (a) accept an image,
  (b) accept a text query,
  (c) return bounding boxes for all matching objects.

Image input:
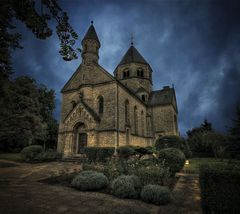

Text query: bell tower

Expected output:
[81,21,100,64]
[114,42,153,102]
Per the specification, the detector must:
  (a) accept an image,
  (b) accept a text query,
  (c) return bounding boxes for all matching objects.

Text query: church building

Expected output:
[57,22,179,156]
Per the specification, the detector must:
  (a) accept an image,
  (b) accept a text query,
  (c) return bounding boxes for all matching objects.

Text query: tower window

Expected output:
[141,95,145,101]
[137,68,144,77]
[98,96,104,114]
[123,69,130,79]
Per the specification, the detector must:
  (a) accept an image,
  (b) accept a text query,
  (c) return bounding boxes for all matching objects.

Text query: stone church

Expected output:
[57,22,179,156]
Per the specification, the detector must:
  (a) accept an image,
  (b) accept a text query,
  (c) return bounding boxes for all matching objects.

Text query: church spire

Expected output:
[81,21,100,64]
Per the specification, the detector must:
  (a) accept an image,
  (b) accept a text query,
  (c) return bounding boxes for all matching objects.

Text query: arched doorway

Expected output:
[73,123,87,154]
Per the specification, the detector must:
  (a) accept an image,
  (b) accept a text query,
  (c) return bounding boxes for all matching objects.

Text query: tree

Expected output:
[229,105,240,141]
[187,119,213,138]
[0,76,58,152]
[0,0,79,77]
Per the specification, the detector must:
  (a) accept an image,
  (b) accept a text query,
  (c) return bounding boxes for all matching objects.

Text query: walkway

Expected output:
[0,159,201,214]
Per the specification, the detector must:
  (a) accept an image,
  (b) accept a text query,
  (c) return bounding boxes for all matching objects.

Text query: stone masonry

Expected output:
[57,22,179,156]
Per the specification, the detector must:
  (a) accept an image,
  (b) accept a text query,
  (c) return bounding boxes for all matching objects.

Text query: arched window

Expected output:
[141,111,144,136]
[98,96,104,114]
[71,100,77,109]
[137,68,144,77]
[141,95,145,101]
[134,106,138,135]
[125,100,130,125]
[122,68,130,79]
[174,115,178,134]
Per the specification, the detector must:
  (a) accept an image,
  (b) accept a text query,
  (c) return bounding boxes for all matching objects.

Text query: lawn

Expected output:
[182,158,240,174]
[0,153,23,162]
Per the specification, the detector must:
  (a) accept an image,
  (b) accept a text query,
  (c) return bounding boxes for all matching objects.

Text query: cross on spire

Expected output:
[131,33,134,46]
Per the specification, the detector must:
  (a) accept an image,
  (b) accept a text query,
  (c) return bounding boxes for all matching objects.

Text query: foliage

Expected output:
[71,170,109,191]
[35,150,61,162]
[0,76,58,152]
[117,146,135,159]
[155,135,192,158]
[21,145,43,161]
[111,175,142,199]
[140,185,171,205]
[84,147,115,162]
[187,119,213,138]
[132,165,170,186]
[199,164,240,214]
[158,148,186,176]
[1,0,79,77]
[133,146,154,156]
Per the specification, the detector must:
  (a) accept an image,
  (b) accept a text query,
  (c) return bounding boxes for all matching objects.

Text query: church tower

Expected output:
[81,21,100,64]
[114,43,153,103]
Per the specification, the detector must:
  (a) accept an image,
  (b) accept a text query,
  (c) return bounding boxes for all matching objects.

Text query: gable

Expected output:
[61,63,114,93]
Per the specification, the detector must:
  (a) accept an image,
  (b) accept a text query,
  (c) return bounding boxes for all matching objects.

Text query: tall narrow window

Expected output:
[98,96,104,114]
[134,106,138,135]
[174,115,178,134]
[125,100,130,125]
[141,111,144,136]
[141,95,145,101]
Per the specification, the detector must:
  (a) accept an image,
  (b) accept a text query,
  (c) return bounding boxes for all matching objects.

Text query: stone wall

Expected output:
[151,105,178,137]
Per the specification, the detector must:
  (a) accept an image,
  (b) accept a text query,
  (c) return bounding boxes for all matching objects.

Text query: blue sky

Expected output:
[12,0,240,135]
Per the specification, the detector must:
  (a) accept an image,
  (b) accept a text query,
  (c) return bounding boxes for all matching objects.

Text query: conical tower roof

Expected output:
[118,45,149,66]
[81,21,100,45]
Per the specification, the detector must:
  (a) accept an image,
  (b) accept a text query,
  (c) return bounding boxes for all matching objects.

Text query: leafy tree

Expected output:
[187,119,213,138]
[0,76,58,152]
[229,105,240,142]
[0,0,79,77]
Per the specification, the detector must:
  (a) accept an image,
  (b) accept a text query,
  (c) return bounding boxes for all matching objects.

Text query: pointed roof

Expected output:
[82,21,100,45]
[118,45,149,66]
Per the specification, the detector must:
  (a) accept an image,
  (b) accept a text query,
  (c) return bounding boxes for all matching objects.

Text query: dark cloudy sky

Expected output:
[12,0,240,135]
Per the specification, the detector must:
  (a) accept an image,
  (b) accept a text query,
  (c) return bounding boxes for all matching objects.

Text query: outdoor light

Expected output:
[185,160,189,165]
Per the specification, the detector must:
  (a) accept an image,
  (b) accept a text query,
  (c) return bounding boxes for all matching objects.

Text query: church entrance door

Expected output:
[78,133,87,153]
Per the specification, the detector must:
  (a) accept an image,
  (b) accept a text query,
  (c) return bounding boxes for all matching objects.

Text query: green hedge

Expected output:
[158,148,186,176]
[117,146,135,158]
[71,170,109,191]
[141,185,171,205]
[21,145,43,162]
[155,135,192,158]
[84,147,114,162]
[200,164,240,214]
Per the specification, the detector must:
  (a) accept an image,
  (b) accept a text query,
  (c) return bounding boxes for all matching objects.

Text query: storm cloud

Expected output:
[12,0,240,135]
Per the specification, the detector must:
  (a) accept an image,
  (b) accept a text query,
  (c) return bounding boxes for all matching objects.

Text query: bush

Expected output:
[141,185,171,205]
[112,175,142,199]
[35,150,61,162]
[158,148,185,176]
[84,147,114,162]
[133,165,170,186]
[155,135,191,158]
[200,164,240,214]
[97,147,115,162]
[21,145,43,162]
[117,146,135,158]
[134,146,153,156]
[71,170,109,191]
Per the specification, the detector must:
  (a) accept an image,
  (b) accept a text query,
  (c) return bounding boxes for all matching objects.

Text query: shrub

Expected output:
[155,135,191,158]
[134,146,153,156]
[97,147,115,162]
[158,148,185,176]
[117,146,135,158]
[21,145,43,162]
[83,147,115,162]
[112,175,142,199]
[84,147,98,162]
[141,185,171,205]
[200,164,240,214]
[133,165,170,186]
[71,170,109,191]
[35,150,61,162]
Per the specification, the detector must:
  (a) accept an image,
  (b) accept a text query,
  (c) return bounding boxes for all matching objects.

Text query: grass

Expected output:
[182,158,240,174]
[0,153,23,162]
